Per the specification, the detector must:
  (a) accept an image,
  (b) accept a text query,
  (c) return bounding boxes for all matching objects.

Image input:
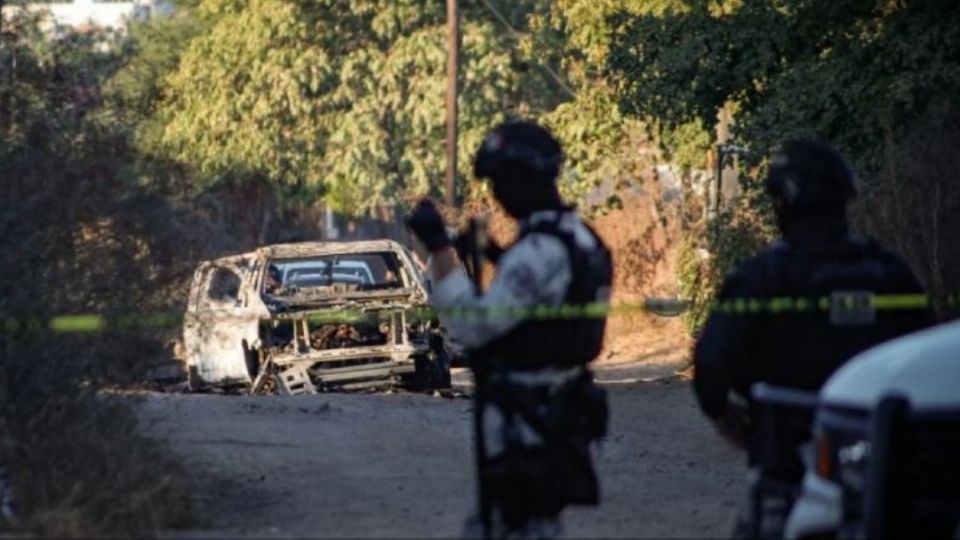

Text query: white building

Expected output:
[7,0,173,32]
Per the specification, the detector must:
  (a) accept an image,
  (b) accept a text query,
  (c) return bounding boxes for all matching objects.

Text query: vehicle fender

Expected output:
[785,471,843,539]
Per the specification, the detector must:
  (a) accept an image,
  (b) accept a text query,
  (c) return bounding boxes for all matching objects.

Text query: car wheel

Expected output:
[243,340,259,379]
[404,338,452,391]
[187,365,214,393]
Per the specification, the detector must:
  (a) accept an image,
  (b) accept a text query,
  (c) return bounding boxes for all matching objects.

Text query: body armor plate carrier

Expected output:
[478,211,613,370]
[471,211,613,533]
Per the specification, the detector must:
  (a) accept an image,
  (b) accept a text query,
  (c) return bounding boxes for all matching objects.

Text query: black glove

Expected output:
[405,199,451,251]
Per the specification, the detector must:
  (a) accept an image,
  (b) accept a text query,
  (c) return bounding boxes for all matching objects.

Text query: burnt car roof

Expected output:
[258,239,412,259]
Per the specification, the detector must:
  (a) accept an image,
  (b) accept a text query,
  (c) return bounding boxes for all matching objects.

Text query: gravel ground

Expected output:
[141,366,742,539]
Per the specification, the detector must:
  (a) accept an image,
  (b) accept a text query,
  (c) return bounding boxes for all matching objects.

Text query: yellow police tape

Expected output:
[3,292,956,334]
[710,293,944,315]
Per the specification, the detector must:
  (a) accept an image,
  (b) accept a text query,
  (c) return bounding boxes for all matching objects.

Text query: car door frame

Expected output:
[183,251,266,390]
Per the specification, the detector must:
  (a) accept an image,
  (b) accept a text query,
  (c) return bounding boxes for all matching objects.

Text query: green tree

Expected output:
[606,0,960,325]
[607,1,960,175]
[137,0,695,215]
[104,4,211,140]
[321,18,517,210]
[149,0,521,214]
[516,1,675,204]
[0,14,196,533]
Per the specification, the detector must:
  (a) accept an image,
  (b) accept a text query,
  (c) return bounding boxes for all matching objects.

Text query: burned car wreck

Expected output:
[183,240,451,394]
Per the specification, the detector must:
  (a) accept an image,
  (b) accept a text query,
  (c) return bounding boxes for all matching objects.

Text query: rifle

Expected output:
[454,216,489,294]
[455,216,494,538]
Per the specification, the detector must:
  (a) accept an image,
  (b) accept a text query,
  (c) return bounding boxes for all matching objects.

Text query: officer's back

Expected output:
[692,141,933,538]
[723,216,930,395]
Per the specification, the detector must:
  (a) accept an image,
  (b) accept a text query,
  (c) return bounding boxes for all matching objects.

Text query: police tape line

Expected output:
[2,293,955,334]
[711,293,943,315]
[5,313,182,334]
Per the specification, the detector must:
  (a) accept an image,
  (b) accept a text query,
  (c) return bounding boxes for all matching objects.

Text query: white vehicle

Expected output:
[785,320,960,538]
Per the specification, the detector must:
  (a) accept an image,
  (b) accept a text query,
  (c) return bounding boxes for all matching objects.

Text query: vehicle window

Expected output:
[265,252,405,295]
[207,267,241,303]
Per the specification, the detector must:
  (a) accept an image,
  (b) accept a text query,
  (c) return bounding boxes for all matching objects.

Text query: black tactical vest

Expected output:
[479,211,613,370]
[749,235,931,392]
[739,233,932,478]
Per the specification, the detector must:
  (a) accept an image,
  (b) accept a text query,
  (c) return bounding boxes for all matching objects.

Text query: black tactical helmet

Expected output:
[766,140,856,215]
[473,120,564,183]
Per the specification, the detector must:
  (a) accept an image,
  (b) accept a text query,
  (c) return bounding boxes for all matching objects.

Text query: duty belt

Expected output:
[489,364,588,390]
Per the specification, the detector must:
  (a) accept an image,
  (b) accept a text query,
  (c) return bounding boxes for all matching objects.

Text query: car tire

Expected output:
[404,338,452,391]
[187,365,204,392]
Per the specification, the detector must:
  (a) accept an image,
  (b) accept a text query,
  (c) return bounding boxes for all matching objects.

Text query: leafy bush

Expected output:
[678,183,776,336]
[0,13,199,536]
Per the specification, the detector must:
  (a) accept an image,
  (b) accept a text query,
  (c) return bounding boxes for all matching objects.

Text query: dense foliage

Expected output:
[0,13,197,535]
[105,0,673,214]
[605,0,960,326]
[608,1,960,167]
[5,0,954,335]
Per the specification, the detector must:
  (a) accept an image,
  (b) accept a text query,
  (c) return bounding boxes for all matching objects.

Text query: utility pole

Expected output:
[444,0,460,207]
[712,142,749,219]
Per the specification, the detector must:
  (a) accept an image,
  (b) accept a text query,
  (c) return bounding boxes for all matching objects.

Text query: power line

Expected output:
[473,0,577,100]
[445,0,459,207]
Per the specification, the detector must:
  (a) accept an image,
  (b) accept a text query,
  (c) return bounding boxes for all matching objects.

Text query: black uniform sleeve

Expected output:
[692,265,761,421]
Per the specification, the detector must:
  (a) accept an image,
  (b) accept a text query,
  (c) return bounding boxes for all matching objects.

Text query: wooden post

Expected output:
[713,144,723,219]
[445,0,460,207]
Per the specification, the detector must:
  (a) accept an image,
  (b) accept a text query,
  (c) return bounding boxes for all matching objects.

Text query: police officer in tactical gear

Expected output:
[406,120,612,539]
[692,140,933,539]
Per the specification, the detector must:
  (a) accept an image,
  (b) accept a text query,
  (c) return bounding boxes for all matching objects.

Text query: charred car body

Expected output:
[184,240,451,394]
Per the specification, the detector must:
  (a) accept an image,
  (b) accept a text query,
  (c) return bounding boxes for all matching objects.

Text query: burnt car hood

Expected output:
[262,287,425,315]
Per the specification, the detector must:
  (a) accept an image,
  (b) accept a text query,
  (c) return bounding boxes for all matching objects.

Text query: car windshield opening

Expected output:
[264,252,405,295]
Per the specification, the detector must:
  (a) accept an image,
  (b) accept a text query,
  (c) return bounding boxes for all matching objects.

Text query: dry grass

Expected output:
[591,181,689,364]
[0,193,231,535]
[451,178,690,365]
[0,335,197,537]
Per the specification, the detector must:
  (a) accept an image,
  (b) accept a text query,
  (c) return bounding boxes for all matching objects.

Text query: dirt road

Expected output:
[140,365,742,538]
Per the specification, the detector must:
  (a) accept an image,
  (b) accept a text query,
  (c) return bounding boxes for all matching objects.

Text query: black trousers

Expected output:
[478,371,605,529]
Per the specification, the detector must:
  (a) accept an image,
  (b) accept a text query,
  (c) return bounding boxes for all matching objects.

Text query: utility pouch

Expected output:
[829,290,876,326]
